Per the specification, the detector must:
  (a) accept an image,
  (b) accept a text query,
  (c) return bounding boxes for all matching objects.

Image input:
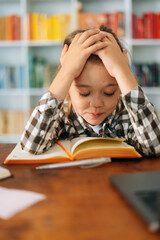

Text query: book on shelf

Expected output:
[78,11,125,38]
[0,64,24,89]
[0,166,12,180]
[132,12,160,39]
[0,15,21,41]
[27,13,71,41]
[131,62,160,87]
[0,111,26,135]
[28,53,58,88]
[4,137,141,165]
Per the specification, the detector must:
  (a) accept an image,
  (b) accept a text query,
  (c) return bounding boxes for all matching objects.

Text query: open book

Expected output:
[4,137,141,164]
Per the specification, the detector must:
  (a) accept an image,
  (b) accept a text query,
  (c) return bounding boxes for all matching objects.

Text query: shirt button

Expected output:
[40,130,45,136]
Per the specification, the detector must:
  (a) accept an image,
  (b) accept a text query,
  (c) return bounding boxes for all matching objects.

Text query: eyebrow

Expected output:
[75,83,118,88]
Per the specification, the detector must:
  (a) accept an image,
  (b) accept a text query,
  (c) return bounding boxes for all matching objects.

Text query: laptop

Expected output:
[109,171,160,232]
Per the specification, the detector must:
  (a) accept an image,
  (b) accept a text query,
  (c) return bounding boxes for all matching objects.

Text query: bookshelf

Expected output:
[0,0,160,143]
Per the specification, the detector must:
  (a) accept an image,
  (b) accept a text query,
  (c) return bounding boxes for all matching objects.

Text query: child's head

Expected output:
[63,26,124,125]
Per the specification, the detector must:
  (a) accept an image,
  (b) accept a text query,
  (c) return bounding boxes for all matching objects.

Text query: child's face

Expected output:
[69,61,120,125]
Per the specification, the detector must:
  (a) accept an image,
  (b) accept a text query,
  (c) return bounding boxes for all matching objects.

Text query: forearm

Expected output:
[20,92,64,154]
[48,67,74,101]
[115,65,138,95]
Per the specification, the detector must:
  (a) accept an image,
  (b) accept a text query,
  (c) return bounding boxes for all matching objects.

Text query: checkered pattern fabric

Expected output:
[20,86,160,157]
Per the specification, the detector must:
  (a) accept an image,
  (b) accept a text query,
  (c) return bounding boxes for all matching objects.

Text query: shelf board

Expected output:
[131,39,160,46]
[27,40,63,47]
[0,40,63,47]
[0,88,47,96]
[1,39,160,47]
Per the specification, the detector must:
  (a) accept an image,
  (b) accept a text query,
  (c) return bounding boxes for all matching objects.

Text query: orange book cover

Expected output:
[78,13,97,29]
[27,13,32,40]
[0,17,3,40]
[4,137,141,164]
[117,11,125,38]
[0,17,5,40]
[5,16,12,40]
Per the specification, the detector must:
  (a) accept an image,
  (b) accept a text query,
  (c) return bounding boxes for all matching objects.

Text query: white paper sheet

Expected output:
[0,187,46,219]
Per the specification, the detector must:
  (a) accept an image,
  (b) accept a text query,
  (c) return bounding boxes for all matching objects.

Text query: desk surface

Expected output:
[0,144,160,240]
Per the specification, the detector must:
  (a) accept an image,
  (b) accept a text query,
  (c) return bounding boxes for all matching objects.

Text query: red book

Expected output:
[137,17,144,38]
[11,15,21,40]
[155,13,160,39]
[132,13,137,38]
[143,12,154,39]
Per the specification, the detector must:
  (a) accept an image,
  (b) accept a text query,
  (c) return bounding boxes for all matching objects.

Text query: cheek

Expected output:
[70,94,88,111]
[105,94,119,110]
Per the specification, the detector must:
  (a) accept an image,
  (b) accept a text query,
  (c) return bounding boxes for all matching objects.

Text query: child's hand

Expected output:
[49,29,108,100]
[95,33,138,94]
[95,33,128,78]
[60,29,108,79]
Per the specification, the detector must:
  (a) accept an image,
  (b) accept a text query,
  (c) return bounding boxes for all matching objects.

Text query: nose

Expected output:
[90,95,104,108]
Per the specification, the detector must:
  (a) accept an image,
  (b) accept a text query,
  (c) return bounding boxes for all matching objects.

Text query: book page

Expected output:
[57,140,72,155]
[5,142,68,162]
[70,137,125,154]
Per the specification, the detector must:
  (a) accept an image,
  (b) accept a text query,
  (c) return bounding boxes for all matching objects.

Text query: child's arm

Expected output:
[122,86,160,157]
[48,29,108,101]
[95,32,138,95]
[20,92,65,154]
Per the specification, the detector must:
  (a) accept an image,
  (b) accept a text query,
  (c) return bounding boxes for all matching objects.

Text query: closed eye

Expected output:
[79,93,90,97]
[104,92,115,96]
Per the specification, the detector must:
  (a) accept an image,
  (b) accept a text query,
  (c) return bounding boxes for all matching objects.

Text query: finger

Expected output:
[87,41,108,54]
[78,28,100,44]
[104,32,117,43]
[60,44,68,64]
[82,31,108,48]
[100,36,109,42]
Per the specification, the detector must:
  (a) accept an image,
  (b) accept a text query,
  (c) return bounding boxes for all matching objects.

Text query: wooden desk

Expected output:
[0,144,160,240]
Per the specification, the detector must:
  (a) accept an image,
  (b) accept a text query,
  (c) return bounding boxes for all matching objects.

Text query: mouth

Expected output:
[89,113,103,118]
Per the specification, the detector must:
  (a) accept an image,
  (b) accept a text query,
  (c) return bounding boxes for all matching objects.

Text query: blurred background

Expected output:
[0,0,160,143]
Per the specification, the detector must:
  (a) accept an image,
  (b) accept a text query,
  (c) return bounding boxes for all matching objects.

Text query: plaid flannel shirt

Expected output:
[20,86,160,157]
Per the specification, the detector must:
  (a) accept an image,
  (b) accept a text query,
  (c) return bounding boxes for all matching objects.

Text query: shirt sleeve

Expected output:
[121,85,160,156]
[20,92,65,154]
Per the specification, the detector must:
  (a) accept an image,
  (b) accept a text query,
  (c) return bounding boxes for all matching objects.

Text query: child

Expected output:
[20,26,160,157]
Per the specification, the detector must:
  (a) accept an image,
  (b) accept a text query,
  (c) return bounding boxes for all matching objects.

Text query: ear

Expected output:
[123,49,130,65]
[60,44,69,65]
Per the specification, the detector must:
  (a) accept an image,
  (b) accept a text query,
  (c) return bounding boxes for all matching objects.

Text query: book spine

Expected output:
[27,13,71,41]
[31,13,39,40]
[133,11,160,39]
[0,111,25,135]
[78,11,125,37]
[131,62,160,87]
[0,64,24,89]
